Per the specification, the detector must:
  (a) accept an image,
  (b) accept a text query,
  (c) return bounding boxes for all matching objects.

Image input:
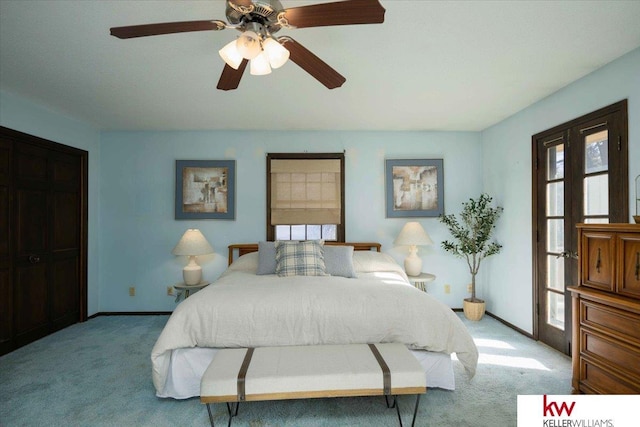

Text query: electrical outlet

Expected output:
[129,286,135,297]
[467,284,472,293]
[167,286,174,296]
[444,284,451,294]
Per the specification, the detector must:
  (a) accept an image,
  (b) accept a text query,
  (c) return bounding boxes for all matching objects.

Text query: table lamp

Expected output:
[172,229,214,285]
[394,222,433,276]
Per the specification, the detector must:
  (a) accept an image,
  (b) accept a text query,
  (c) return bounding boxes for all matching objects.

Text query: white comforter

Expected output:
[151,251,478,394]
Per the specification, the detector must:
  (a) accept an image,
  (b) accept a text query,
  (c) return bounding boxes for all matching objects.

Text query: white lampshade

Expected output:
[263,37,289,69]
[394,222,433,277]
[394,222,433,247]
[250,51,272,76]
[172,229,214,256]
[219,39,243,70]
[172,229,214,285]
[236,30,261,60]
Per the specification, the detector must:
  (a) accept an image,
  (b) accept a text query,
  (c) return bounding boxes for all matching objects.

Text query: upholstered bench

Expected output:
[200,343,426,427]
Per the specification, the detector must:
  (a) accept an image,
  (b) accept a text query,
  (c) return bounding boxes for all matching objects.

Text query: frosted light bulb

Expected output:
[236,31,261,60]
[250,51,272,75]
[263,37,289,69]
[219,39,243,69]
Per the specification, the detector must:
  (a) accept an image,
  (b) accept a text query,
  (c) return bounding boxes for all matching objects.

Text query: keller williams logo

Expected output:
[543,395,576,417]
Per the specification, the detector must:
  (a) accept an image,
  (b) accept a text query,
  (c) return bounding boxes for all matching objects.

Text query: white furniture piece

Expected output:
[200,343,426,427]
[174,281,210,302]
[407,273,436,292]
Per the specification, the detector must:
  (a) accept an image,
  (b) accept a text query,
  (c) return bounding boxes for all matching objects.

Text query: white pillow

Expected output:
[352,251,402,273]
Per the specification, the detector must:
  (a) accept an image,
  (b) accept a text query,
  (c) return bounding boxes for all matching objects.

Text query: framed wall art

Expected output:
[175,160,236,220]
[385,159,444,218]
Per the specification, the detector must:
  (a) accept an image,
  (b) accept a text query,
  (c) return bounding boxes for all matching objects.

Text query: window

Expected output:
[267,153,345,241]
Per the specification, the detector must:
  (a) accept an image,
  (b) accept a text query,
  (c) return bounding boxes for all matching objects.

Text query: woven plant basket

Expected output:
[463,299,486,321]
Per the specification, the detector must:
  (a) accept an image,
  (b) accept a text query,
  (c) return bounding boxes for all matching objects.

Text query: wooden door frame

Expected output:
[531,100,628,343]
[0,126,88,323]
[532,130,566,346]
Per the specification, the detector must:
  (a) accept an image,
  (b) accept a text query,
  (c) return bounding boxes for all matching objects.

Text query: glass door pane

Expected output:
[584,130,608,174]
[583,129,609,223]
[584,175,609,215]
[544,142,565,332]
[547,292,565,329]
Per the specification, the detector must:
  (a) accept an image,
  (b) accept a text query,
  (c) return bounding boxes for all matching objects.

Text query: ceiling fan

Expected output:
[110,0,386,91]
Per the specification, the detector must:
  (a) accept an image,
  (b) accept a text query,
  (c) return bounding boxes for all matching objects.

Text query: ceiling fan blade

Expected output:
[282,0,385,29]
[110,20,226,39]
[217,59,249,91]
[282,38,346,89]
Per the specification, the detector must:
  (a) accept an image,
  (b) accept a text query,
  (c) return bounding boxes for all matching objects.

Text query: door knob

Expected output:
[556,251,578,259]
[28,255,40,264]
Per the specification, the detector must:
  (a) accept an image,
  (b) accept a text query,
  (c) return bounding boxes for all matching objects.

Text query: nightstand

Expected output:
[173,281,209,302]
[407,273,436,292]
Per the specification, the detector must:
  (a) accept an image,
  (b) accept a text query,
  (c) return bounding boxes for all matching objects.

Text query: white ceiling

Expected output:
[1,0,639,132]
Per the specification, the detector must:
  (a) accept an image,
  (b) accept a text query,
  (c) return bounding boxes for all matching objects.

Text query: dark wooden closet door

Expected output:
[0,139,11,354]
[50,151,81,329]
[14,143,51,346]
[1,126,87,355]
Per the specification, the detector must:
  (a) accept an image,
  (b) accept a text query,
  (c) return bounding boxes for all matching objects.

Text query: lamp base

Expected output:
[404,246,423,277]
[183,256,202,285]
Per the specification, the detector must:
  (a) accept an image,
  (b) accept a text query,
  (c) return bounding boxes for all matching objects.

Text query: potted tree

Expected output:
[440,194,503,320]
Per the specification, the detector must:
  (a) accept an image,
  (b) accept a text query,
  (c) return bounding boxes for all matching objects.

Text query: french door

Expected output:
[533,100,628,354]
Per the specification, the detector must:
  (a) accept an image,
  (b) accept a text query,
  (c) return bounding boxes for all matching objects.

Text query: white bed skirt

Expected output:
[156,346,455,399]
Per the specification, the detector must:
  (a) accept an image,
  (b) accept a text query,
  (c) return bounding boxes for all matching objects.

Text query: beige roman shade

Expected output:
[270,159,341,225]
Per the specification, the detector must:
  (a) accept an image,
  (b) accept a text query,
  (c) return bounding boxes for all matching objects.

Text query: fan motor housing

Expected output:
[226,0,284,33]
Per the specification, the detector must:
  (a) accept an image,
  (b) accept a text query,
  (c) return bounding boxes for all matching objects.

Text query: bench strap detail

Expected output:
[237,347,254,401]
[368,344,391,395]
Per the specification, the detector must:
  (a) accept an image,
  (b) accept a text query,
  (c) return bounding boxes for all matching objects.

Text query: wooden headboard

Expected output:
[227,242,381,266]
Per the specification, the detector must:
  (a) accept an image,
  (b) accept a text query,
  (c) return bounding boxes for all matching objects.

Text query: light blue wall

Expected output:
[99,131,482,311]
[0,89,102,315]
[3,46,637,320]
[481,47,640,333]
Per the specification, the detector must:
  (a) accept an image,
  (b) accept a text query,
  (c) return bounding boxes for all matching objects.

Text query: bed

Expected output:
[152,242,478,399]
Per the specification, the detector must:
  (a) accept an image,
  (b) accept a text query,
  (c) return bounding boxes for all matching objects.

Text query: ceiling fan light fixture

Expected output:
[250,51,272,76]
[218,39,243,69]
[236,30,262,60]
[110,0,387,91]
[263,37,289,69]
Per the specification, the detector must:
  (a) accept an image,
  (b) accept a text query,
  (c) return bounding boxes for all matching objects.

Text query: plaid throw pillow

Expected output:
[275,240,327,277]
